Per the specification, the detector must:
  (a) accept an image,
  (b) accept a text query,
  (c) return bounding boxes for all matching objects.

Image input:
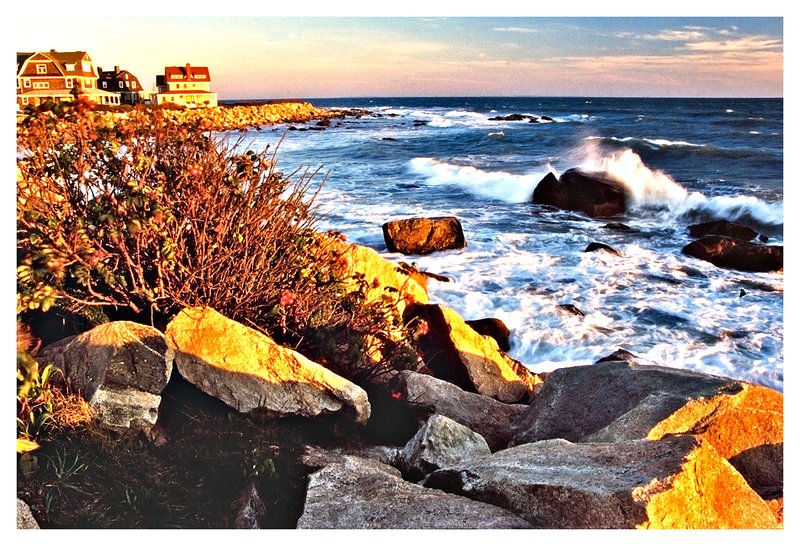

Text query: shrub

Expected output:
[17,99,416,386]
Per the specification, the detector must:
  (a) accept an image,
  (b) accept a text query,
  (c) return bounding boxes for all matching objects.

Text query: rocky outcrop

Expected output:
[688,220,765,241]
[36,321,173,433]
[393,370,528,451]
[17,498,40,529]
[399,414,491,481]
[510,355,783,499]
[403,303,541,404]
[424,435,778,529]
[531,169,627,218]
[296,455,532,529]
[165,306,370,424]
[465,318,511,352]
[682,235,783,272]
[155,101,347,131]
[382,216,467,255]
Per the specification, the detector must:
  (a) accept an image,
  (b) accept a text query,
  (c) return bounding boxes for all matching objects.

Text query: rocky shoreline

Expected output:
[18,231,783,529]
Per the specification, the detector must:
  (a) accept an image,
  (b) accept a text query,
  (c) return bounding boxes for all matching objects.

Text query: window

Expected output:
[101,81,107,89]
[194,74,207,79]
[36,64,47,74]
[23,79,31,87]
[22,97,29,105]
[33,81,49,89]
[131,82,137,90]
[119,81,124,89]
[66,78,73,88]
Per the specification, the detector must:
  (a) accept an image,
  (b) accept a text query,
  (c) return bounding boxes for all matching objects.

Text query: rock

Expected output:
[488,113,536,122]
[682,235,783,272]
[296,456,532,529]
[393,370,528,451]
[300,444,402,471]
[399,414,492,481]
[688,220,763,241]
[510,356,783,499]
[465,318,511,352]
[17,498,40,529]
[166,306,370,424]
[423,435,778,529]
[36,321,173,433]
[584,242,620,255]
[234,480,267,529]
[382,216,467,255]
[556,304,584,317]
[403,303,541,404]
[603,222,631,231]
[532,168,627,218]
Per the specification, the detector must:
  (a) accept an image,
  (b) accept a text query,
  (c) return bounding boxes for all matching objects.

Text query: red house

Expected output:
[155,63,218,108]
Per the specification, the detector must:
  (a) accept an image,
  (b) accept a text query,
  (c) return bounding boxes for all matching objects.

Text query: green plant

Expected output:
[17,362,60,443]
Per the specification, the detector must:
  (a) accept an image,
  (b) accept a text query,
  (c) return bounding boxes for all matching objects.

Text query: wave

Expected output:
[569,144,783,235]
[408,157,546,203]
[585,135,704,149]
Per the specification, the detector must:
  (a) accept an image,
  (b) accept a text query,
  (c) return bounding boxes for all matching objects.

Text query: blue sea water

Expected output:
[224,97,784,391]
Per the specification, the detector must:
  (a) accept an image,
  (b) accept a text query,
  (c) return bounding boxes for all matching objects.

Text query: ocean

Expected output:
[223,97,784,391]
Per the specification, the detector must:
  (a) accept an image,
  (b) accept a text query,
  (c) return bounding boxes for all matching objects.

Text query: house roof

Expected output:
[163,64,212,82]
[17,51,96,77]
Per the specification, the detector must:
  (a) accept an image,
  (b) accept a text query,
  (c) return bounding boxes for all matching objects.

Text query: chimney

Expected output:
[114,65,120,73]
[185,63,191,78]
[97,66,103,76]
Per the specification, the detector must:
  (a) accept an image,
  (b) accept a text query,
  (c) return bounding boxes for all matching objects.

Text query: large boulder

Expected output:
[399,414,492,481]
[36,321,173,433]
[17,498,40,529]
[393,370,527,451]
[424,435,778,529]
[531,169,627,218]
[403,303,541,404]
[682,235,783,272]
[510,356,783,499]
[382,216,467,255]
[296,456,532,529]
[165,306,370,424]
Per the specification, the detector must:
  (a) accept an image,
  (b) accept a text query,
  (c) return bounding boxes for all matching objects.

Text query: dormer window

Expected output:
[36,64,47,74]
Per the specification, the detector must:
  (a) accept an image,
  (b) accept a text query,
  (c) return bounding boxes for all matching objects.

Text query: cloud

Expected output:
[683,36,783,53]
[641,28,710,41]
[492,26,540,34]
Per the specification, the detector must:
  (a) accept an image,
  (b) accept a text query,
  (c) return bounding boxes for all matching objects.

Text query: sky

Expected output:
[12,3,787,99]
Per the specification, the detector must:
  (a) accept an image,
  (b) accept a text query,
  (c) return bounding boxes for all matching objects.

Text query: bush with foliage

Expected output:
[17,98,416,386]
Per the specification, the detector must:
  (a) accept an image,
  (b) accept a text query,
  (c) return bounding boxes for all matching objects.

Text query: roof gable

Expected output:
[164,64,211,82]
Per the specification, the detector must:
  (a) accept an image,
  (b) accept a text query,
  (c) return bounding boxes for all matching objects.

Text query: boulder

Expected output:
[17,498,40,529]
[682,235,782,272]
[36,321,173,433]
[234,480,267,529]
[688,220,764,241]
[165,306,370,424]
[399,414,492,481]
[403,303,541,404]
[423,435,778,529]
[382,216,467,255]
[510,356,783,499]
[465,317,511,352]
[584,242,620,255]
[532,169,627,218]
[296,456,532,529]
[393,370,528,451]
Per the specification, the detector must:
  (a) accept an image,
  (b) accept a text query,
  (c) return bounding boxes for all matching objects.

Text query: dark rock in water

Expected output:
[489,113,534,122]
[421,271,451,283]
[381,137,398,141]
[595,348,638,363]
[682,235,783,272]
[603,222,631,231]
[413,120,428,126]
[382,216,467,255]
[688,220,763,241]
[584,242,620,256]
[466,318,512,352]
[740,289,747,298]
[532,168,627,218]
[557,304,585,317]
[540,115,554,122]
[316,119,332,127]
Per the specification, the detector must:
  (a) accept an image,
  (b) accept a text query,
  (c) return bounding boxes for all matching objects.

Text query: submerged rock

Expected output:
[688,219,765,241]
[382,216,467,255]
[166,306,370,423]
[584,242,620,255]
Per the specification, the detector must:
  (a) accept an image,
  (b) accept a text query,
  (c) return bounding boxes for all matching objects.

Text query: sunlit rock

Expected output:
[510,356,783,500]
[532,168,627,218]
[382,216,467,255]
[424,435,778,529]
[37,321,173,433]
[465,317,511,352]
[166,306,370,423]
[404,303,542,404]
